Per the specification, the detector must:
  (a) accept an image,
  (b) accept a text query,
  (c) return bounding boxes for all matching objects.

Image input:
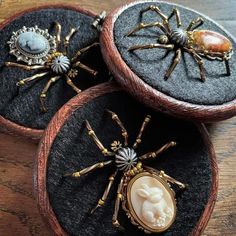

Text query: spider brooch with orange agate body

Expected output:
[127,5,233,82]
[6,22,98,112]
[65,110,186,233]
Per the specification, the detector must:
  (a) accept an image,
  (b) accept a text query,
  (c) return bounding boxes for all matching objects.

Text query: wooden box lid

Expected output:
[35,82,218,236]
[100,0,236,122]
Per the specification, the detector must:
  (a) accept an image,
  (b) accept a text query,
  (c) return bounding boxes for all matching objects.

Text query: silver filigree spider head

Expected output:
[8,25,57,65]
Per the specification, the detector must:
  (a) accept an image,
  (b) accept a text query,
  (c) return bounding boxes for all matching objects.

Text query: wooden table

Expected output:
[0,0,236,235]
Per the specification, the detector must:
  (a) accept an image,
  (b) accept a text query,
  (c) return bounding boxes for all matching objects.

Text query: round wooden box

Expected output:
[35,82,218,236]
[100,0,236,122]
[0,4,109,140]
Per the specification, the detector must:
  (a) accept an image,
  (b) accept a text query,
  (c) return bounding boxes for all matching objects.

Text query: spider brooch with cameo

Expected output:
[127,5,233,81]
[6,22,98,112]
[65,110,186,233]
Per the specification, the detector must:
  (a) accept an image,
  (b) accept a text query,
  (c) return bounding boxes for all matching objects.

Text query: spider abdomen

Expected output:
[191,30,232,53]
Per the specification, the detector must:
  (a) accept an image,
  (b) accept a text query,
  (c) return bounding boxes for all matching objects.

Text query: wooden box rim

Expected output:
[35,81,219,236]
[100,0,236,123]
[0,4,96,140]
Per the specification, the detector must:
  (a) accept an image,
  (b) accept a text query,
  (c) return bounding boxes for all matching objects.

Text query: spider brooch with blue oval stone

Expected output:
[127,5,233,81]
[6,22,98,112]
[65,110,186,233]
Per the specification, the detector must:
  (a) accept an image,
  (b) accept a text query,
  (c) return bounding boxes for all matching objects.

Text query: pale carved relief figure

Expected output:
[130,175,175,230]
[136,183,173,227]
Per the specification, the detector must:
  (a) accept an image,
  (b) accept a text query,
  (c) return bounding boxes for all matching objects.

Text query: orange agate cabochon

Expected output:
[192,30,232,53]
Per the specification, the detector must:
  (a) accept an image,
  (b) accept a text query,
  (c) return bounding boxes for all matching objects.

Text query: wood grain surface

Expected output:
[0,0,235,236]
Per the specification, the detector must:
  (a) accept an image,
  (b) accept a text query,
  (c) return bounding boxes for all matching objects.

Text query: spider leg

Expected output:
[112,177,125,230]
[54,21,62,48]
[184,47,205,81]
[16,71,49,86]
[65,75,81,94]
[139,141,176,161]
[126,22,167,37]
[133,115,151,149]
[91,171,118,214]
[159,171,186,189]
[128,43,174,52]
[107,110,128,146]
[73,61,98,76]
[64,27,78,53]
[199,51,231,75]
[168,8,181,27]
[164,48,181,80]
[5,62,46,71]
[71,42,99,62]
[85,120,114,156]
[140,5,171,32]
[40,75,61,112]
[186,17,204,31]
[64,160,113,178]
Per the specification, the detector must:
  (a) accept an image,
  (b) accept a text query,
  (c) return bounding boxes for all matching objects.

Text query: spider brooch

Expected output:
[127,5,233,82]
[6,22,98,112]
[65,110,186,233]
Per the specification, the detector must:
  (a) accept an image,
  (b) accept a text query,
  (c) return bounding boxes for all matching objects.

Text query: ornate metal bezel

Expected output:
[8,25,57,65]
[122,168,177,234]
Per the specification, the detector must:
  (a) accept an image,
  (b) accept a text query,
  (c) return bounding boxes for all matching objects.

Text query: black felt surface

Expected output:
[47,91,212,236]
[0,7,109,129]
[114,1,236,105]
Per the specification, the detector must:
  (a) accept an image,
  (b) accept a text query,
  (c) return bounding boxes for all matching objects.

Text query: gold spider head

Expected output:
[68,69,78,78]
[158,34,169,44]
[111,140,122,152]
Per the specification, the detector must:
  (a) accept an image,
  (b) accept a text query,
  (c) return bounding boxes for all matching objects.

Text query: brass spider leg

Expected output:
[139,141,177,161]
[85,120,114,156]
[112,177,125,230]
[40,75,61,112]
[133,115,151,149]
[71,42,99,62]
[16,71,49,86]
[159,170,186,189]
[5,62,46,71]
[73,61,98,76]
[141,5,171,32]
[54,21,62,48]
[184,47,205,81]
[126,22,167,37]
[128,43,174,52]
[201,51,231,75]
[186,17,204,31]
[107,110,128,146]
[91,171,118,214]
[164,48,181,80]
[64,27,78,53]
[168,8,181,27]
[65,75,81,94]
[64,160,113,178]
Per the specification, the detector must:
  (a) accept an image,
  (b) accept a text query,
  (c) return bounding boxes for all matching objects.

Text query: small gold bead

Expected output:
[99,163,104,168]
[40,94,46,98]
[98,199,105,205]
[130,170,135,176]
[73,172,80,177]
[117,193,122,199]
[136,139,141,144]
[133,167,138,173]
[112,114,117,119]
[18,80,25,85]
[137,162,142,169]
[151,152,156,158]
[88,130,94,135]
[102,149,108,154]
[109,177,115,181]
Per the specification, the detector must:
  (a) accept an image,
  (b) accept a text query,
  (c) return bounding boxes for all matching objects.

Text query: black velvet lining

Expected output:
[114,1,236,105]
[46,91,212,236]
[0,7,109,129]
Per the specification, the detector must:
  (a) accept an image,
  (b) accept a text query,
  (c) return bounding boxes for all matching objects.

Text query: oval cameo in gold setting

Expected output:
[125,171,176,233]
